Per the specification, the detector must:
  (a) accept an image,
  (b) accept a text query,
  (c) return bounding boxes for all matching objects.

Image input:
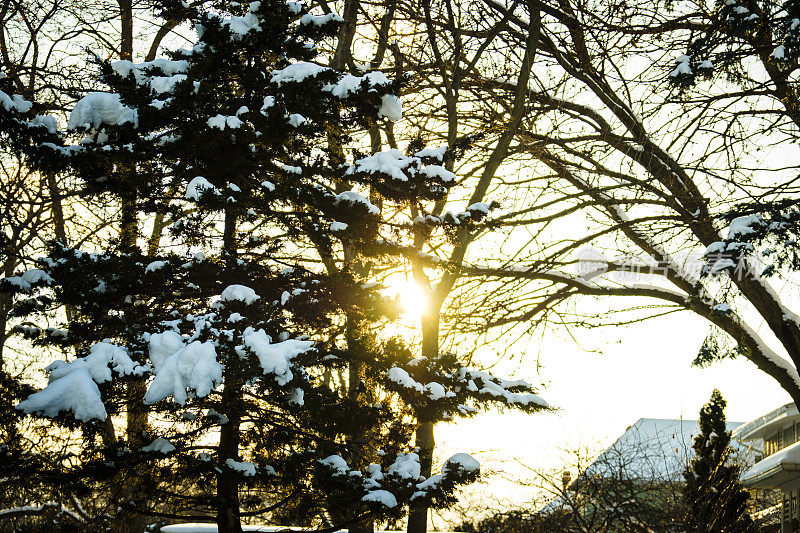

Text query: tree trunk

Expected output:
[115,189,151,533]
[338,210,375,532]
[46,173,78,324]
[0,291,9,372]
[123,195,146,447]
[216,206,244,533]
[346,315,376,533]
[326,4,376,523]
[118,0,133,61]
[117,0,149,453]
[119,194,145,442]
[407,421,435,533]
[407,310,439,533]
[217,378,244,533]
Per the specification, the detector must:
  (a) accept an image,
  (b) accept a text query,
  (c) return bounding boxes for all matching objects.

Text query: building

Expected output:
[585,418,747,482]
[539,418,749,531]
[737,402,800,532]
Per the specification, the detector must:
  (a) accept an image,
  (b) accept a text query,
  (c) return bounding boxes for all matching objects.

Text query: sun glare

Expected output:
[397,280,428,318]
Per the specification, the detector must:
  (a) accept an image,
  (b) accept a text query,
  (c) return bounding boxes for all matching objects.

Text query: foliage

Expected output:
[0,0,547,530]
[683,389,753,532]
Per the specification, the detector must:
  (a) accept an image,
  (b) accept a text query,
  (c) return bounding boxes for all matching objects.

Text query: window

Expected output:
[767,432,781,455]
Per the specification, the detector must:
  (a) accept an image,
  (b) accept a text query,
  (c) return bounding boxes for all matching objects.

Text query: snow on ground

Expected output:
[159,526,455,532]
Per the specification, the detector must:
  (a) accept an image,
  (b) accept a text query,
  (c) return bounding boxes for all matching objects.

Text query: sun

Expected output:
[397,279,428,318]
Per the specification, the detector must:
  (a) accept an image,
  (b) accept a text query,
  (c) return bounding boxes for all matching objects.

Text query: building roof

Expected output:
[741,440,800,489]
[540,418,752,514]
[583,418,747,482]
[733,402,798,442]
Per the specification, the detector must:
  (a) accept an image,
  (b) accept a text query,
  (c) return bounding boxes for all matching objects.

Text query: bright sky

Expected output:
[392,285,793,511]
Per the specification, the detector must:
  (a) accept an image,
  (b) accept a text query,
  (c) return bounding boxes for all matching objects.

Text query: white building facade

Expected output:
[736,402,800,532]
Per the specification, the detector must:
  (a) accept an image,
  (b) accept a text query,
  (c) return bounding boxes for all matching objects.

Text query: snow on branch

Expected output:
[461,264,689,304]
[67,92,138,130]
[241,327,313,385]
[144,339,222,405]
[17,342,141,422]
[16,369,108,422]
[0,502,84,522]
[384,355,548,420]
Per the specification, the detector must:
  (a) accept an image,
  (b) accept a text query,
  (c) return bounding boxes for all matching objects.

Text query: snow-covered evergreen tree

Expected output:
[0,0,547,530]
[682,389,752,532]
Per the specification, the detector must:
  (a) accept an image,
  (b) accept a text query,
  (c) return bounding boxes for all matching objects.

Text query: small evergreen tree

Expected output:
[683,389,752,532]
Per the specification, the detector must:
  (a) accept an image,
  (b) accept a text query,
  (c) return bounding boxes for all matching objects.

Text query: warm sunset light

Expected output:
[8,0,800,531]
[397,280,428,318]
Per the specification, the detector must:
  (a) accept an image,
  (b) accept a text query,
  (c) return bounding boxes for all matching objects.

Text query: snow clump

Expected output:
[17,342,137,421]
[270,62,329,85]
[226,459,257,476]
[142,437,176,454]
[220,284,260,304]
[362,490,397,508]
[0,90,33,113]
[144,339,222,405]
[185,176,220,201]
[241,327,313,385]
[389,452,421,479]
[378,94,402,121]
[68,93,138,130]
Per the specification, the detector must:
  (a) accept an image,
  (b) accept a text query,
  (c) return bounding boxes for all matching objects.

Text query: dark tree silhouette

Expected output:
[683,389,753,532]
